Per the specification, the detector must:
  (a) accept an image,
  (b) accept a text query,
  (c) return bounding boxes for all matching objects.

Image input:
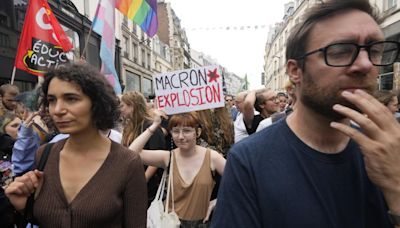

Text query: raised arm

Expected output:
[128,109,166,153]
[12,112,41,176]
[242,90,256,128]
[128,109,170,168]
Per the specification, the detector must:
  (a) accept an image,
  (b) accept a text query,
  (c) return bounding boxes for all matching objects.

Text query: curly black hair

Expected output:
[41,62,120,131]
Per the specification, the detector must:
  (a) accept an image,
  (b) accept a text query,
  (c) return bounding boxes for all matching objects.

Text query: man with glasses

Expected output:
[242,88,279,136]
[212,1,400,227]
[225,94,238,120]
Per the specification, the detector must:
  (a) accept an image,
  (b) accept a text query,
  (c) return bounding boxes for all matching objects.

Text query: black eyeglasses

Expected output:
[296,41,400,67]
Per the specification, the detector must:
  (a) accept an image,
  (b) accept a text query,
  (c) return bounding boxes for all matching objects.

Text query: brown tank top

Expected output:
[169,149,215,220]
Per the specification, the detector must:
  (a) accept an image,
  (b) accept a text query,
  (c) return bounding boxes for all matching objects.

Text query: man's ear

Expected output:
[258,102,265,110]
[286,59,303,85]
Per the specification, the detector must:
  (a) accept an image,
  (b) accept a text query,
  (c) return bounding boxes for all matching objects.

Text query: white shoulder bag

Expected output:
[147,152,181,228]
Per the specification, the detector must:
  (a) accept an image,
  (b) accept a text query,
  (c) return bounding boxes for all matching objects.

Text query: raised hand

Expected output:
[23,111,39,128]
[152,109,168,126]
[330,89,400,213]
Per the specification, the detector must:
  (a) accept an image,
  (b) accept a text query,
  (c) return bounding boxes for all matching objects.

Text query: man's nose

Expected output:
[349,49,374,74]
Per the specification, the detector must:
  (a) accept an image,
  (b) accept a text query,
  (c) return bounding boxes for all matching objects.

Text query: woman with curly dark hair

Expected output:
[5,62,147,227]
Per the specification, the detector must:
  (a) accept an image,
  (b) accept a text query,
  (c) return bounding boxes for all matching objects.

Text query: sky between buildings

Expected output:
[167,0,289,90]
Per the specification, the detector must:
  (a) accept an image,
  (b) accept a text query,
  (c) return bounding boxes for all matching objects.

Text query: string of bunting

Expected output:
[184,24,268,31]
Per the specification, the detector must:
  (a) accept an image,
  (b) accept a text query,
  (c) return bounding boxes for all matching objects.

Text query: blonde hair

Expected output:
[121,91,152,146]
[284,80,295,93]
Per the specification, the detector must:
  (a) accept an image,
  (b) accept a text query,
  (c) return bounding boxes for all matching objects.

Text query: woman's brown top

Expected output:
[33,139,147,228]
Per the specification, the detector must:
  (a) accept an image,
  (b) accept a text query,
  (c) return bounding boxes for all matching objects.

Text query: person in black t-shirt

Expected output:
[213,1,400,227]
[120,91,166,207]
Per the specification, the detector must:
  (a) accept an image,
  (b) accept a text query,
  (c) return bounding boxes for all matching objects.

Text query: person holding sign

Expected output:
[129,110,226,227]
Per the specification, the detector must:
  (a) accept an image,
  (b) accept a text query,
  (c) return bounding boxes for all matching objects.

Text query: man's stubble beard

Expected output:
[300,71,376,121]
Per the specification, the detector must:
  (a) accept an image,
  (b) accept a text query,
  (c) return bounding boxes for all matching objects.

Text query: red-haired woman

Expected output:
[129,111,226,227]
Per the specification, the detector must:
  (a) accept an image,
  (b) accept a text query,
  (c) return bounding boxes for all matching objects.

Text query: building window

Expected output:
[161,45,166,58]
[61,25,80,59]
[0,13,8,27]
[122,17,128,26]
[141,30,145,41]
[142,77,152,98]
[132,24,137,34]
[0,32,10,47]
[147,53,151,69]
[132,43,138,63]
[387,0,397,9]
[141,49,145,67]
[123,36,129,55]
[125,71,141,92]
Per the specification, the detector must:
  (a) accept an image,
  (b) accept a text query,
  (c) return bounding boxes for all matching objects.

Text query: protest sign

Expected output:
[153,66,225,115]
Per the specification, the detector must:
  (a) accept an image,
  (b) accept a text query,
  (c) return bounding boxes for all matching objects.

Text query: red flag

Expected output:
[14,0,73,76]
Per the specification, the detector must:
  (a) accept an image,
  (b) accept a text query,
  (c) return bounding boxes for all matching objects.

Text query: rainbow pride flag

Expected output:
[116,0,158,37]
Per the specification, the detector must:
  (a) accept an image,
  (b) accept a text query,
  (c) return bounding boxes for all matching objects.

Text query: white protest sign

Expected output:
[153,66,225,115]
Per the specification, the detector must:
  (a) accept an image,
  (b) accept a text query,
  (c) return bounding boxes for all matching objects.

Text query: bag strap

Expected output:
[37,143,53,171]
[24,143,54,225]
[154,150,173,202]
[165,151,176,213]
[155,169,167,201]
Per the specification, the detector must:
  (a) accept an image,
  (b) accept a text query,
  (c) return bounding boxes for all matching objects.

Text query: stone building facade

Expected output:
[264,0,400,91]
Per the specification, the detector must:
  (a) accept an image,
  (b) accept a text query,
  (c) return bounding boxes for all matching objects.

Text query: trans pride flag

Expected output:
[92,0,122,94]
[116,0,158,37]
[92,0,158,94]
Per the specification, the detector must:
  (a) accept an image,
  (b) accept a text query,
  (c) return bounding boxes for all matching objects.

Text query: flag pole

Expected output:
[81,23,94,60]
[10,67,16,85]
[81,0,101,60]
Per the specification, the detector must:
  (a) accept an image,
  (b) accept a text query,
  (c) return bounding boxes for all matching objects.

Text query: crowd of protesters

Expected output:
[1,1,400,227]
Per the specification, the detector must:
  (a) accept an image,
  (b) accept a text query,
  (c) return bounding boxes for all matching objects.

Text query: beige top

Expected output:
[170,149,215,220]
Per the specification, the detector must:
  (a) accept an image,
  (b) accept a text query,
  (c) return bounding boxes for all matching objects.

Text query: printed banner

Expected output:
[153,66,225,115]
[14,0,73,76]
